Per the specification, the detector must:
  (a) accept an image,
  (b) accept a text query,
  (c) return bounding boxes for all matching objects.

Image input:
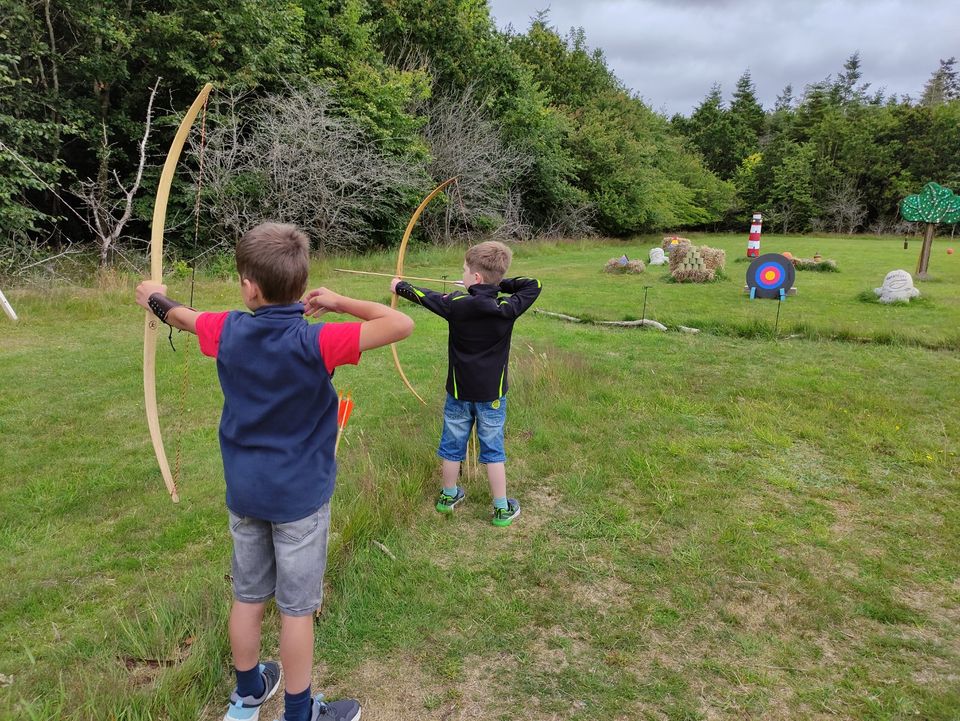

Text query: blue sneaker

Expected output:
[282,694,361,721]
[224,661,282,721]
[435,486,465,513]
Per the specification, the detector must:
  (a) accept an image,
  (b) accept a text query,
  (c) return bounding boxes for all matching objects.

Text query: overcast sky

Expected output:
[487,0,960,116]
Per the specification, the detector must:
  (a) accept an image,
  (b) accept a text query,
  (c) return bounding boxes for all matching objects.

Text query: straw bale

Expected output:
[603,258,646,274]
[668,242,691,272]
[662,236,692,253]
[698,245,726,271]
[671,246,716,283]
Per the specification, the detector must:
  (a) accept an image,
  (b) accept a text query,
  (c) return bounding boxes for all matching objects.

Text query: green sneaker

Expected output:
[435,487,465,513]
[491,498,520,527]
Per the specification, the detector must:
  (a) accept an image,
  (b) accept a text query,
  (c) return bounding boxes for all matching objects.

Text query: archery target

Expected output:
[746,253,795,299]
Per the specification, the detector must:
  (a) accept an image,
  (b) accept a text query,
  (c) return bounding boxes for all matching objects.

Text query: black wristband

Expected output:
[147,293,184,324]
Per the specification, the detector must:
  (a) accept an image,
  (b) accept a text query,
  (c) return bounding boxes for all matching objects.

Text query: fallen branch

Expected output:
[535,309,669,332]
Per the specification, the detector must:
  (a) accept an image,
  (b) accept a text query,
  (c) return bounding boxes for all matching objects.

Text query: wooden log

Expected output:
[535,309,667,331]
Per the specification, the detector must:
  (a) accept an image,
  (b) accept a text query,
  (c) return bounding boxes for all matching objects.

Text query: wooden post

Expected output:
[916,222,935,279]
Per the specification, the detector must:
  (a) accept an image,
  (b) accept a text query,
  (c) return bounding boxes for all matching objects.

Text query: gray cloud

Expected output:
[489,0,960,115]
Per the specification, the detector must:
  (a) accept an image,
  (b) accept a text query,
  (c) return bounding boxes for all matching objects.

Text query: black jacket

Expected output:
[395,276,542,401]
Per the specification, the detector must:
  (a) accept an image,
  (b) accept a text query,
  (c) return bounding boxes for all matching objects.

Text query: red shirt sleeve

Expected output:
[195,311,229,358]
[319,322,362,374]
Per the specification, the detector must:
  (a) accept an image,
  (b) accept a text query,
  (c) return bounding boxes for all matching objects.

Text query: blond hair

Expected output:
[465,241,512,284]
[235,223,310,303]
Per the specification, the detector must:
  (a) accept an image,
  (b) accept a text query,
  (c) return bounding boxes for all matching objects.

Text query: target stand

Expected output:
[743,253,796,300]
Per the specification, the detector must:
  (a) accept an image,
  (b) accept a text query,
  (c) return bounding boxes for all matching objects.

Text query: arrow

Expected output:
[333,268,463,285]
[335,391,355,456]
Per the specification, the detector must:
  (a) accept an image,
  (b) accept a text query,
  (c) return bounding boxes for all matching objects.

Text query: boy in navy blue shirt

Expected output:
[392,240,540,526]
[136,222,413,721]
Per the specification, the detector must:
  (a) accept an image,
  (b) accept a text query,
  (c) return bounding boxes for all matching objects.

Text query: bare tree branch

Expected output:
[197,84,418,253]
[77,77,161,266]
[419,84,533,242]
[823,179,867,235]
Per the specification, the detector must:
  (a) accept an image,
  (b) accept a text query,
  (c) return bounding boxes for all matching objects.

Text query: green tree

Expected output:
[511,17,730,233]
[730,70,765,137]
[727,70,765,181]
[774,84,794,112]
[301,0,429,158]
[372,3,585,233]
[767,142,818,232]
[921,57,960,107]
[833,51,871,107]
[1,0,309,257]
[0,2,71,265]
[684,85,739,179]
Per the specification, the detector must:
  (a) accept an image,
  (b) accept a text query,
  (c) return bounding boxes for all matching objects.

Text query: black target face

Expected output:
[746,253,795,299]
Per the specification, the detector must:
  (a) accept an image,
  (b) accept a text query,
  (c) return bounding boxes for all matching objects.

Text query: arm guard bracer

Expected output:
[147,293,185,324]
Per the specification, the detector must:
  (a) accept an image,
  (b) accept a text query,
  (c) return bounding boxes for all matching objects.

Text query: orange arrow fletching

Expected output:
[338,391,355,430]
[341,392,354,427]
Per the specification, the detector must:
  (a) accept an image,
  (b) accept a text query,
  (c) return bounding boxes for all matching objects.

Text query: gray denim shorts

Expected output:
[228,503,330,617]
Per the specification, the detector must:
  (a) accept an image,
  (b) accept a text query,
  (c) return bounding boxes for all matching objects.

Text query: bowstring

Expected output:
[173,95,209,489]
[451,179,480,478]
[453,178,470,239]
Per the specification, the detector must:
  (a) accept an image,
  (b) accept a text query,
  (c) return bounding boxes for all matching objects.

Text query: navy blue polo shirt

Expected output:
[196,303,361,522]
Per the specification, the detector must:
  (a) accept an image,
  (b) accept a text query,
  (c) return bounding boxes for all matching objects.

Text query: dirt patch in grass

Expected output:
[427,480,563,573]
[896,582,960,687]
[897,584,959,628]
[571,573,633,617]
[824,497,858,539]
[311,651,530,721]
[719,586,800,632]
[326,656,443,721]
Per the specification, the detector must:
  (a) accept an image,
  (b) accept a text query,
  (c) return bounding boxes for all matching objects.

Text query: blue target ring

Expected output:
[746,253,795,299]
[755,262,784,288]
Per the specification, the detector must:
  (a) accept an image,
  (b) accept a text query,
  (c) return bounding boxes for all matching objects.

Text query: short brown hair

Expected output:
[465,240,512,284]
[235,222,310,303]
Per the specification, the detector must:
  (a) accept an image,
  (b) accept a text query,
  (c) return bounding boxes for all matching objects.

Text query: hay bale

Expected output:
[662,236,692,253]
[669,243,723,281]
[668,242,691,272]
[671,246,716,283]
[604,257,645,274]
[698,245,726,271]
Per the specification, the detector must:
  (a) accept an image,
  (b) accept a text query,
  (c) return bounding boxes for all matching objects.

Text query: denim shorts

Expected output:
[228,503,330,617]
[437,394,507,464]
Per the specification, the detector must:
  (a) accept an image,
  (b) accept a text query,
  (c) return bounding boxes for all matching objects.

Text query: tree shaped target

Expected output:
[900,182,960,279]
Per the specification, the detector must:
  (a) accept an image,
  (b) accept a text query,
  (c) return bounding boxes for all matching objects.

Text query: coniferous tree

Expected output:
[774,84,794,112]
[728,70,764,173]
[685,84,740,179]
[834,51,870,106]
[730,70,765,137]
[921,57,960,106]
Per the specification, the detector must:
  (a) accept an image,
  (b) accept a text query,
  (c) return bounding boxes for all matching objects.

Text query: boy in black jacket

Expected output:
[392,241,541,526]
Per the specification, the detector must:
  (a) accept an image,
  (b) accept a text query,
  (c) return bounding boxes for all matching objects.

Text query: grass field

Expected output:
[1,234,958,720]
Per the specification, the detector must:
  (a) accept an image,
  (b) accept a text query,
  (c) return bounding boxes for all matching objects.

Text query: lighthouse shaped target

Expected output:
[746,253,795,300]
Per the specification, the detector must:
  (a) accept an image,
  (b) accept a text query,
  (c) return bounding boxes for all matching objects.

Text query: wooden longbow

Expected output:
[143,82,213,503]
[390,177,457,404]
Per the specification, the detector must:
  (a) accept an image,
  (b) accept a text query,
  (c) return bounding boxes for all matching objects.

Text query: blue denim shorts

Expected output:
[228,503,330,617]
[437,394,507,464]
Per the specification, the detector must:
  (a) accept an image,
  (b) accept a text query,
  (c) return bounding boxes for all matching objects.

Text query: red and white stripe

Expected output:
[747,213,762,257]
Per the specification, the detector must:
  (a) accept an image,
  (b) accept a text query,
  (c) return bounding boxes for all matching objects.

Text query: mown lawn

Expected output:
[1,236,958,720]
